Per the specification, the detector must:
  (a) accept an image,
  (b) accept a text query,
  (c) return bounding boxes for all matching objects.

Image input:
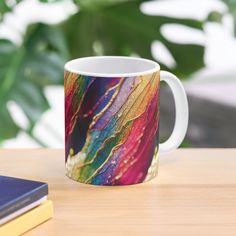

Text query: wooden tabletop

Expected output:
[1,149,236,236]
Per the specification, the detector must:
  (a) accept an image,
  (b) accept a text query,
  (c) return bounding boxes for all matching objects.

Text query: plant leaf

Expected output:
[0,105,19,142]
[221,0,236,35]
[0,0,22,18]
[75,0,134,10]
[0,24,68,141]
[62,0,204,78]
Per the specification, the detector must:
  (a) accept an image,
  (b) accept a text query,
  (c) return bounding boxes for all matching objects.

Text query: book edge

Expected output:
[0,180,48,219]
[0,196,47,225]
[0,200,53,236]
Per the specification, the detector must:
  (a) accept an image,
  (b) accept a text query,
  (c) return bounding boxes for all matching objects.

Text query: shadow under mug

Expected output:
[64,56,188,186]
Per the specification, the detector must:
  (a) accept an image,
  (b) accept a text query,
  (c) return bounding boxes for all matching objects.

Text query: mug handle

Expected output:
[159,71,189,153]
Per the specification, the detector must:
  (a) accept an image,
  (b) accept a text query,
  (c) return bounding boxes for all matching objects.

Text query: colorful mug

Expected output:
[64,56,188,186]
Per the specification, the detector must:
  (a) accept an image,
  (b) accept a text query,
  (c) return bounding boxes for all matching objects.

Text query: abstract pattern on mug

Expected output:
[65,71,160,185]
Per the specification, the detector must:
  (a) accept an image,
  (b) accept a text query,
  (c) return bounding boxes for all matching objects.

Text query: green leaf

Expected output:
[39,0,62,2]
[0,106,19,142]
[221,0,236,35]
[75,0,134,10]
[62,0,204,77]
[0,0,206,144]
[207,11,224,23]
[11,81,50,124]
[0,24,68,142]
[164,41,204,78]
[0,1,12,17]
[0,0,22,19]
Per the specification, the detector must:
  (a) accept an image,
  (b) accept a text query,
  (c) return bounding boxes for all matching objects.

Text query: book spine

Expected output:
[0,184,48,219]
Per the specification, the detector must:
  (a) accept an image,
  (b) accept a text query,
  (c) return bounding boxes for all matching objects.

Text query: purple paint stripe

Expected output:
[92,77,135,130]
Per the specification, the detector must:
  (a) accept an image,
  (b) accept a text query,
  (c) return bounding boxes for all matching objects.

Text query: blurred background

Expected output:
[0,0,235,148]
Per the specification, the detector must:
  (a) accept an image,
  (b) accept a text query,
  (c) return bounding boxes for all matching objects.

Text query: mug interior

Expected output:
[64,56,160,77]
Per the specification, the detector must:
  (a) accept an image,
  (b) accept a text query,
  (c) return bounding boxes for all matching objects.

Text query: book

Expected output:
[0,196,47,225]
[0,200,53,236]
[0,176,48,221]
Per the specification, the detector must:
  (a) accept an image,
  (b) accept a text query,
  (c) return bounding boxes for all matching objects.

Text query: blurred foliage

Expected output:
[207,0,236,35]
[0,0,206,145]
[207,11,224,23]
[222,0,236,35]
[0,25,68,144]
[63,1,204,77]
[0,0,21,17]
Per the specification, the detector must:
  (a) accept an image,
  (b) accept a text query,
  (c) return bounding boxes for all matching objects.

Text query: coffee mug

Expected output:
[64,56,188,186]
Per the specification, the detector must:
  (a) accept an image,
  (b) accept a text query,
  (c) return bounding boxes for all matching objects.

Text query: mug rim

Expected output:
[64,56,160,77]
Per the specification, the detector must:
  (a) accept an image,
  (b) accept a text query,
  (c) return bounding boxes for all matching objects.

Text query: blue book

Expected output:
[0,176,48,221]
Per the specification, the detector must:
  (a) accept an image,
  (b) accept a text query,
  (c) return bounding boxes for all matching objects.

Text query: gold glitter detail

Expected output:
[144,147,159,182]
[88,79,125,129]
[67,72,161,183]
[73,76,157,172]
[81,79,124,152]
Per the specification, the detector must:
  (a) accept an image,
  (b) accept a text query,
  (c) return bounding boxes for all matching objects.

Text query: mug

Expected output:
[64,56,188,186]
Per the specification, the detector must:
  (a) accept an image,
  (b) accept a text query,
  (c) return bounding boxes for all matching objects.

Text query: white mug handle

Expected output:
[159,71,189,153]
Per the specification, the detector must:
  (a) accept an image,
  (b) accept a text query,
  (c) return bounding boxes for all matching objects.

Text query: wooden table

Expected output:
[1,149,236,236]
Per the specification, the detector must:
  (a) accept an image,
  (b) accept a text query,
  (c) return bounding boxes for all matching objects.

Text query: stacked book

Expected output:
[0,176,53,235]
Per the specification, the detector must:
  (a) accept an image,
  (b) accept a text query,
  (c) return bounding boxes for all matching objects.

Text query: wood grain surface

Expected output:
[0,149,236,236]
